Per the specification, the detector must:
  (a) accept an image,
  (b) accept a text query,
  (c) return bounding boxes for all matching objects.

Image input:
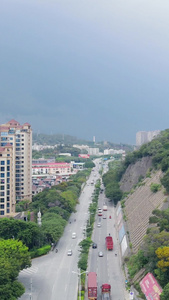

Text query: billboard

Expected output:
[121,235,128,256]
[140,273,162,300]
[118,223,125,243]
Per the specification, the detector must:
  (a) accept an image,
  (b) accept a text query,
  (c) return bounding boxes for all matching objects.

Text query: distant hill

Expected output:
[32,133,134,152]
[32,133,91,146]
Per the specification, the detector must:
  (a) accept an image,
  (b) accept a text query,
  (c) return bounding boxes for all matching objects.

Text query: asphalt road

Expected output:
[19,160,127,300]
[87,174,126,299]
[18,161,101,300]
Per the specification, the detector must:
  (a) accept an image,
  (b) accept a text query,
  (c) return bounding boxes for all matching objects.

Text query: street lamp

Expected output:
[72,269,88,300]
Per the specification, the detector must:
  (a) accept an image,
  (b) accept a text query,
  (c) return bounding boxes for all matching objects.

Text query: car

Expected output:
[98,212,102,216]
[67,249,73,256]
[98,251,104,257]
[103,215,107,219]
[97,223,101,227]
[72,232,77,239]
[92,243,97,249]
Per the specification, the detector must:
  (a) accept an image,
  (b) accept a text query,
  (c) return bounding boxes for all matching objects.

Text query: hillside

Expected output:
[118,130,169,252]
[122,169,167,253]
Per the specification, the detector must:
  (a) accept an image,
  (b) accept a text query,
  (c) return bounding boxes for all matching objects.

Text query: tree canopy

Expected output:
[0,239,31,300]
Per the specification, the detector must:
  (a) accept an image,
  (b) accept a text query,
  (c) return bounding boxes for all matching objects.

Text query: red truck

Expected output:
[88,272,97,300]
[101,283,111,300]
[105,236,113,250]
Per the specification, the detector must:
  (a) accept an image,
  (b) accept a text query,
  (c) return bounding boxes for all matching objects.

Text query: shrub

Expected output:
[150,183,161,193]
[30,245,51,258]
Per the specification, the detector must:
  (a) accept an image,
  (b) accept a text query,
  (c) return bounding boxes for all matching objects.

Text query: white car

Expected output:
[98,251,104,257]
[67,249,73,256]
[97,223,101,227]
[72,232,77,239]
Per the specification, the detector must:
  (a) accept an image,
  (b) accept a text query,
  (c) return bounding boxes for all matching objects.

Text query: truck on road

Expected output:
[101,283,111,300]
[88,272,97,300]
[105,236,113,250]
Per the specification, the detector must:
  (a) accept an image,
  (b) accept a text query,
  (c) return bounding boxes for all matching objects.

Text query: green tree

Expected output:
[0,239,31,300]
[160,282,169,299]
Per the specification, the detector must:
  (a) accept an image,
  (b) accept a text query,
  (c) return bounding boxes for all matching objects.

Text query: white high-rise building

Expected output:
[0,119,32,216]
[136,130,160,146]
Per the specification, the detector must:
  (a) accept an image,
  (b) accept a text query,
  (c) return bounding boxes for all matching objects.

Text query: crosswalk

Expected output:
[20,266,38,276]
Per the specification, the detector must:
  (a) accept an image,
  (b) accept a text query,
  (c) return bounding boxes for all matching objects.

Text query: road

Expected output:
[18,161,101,300]
[19,159,127,300]
[87,191,126,300]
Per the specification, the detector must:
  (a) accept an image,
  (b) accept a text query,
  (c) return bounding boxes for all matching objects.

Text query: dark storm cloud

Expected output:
[1,0,169,144]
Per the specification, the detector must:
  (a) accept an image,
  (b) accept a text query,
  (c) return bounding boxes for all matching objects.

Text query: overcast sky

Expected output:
[1,0,169,144]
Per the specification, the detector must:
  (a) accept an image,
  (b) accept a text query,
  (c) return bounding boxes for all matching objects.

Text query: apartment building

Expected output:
[0,119,32,216]
[0,144,15,216]
[136,130,160,147]
[32,161,72,176]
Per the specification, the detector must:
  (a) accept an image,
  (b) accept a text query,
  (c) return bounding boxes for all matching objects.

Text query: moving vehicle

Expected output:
[88,272,97,300]
[72,232,76,239]
[98,212,102,216]
[92,243,97,249]
[97,223,101,227]
[101,283,111,299]
[105,236,113,250]
[103,205,107,211]
[98,251,103,257]
[67,249,72,256]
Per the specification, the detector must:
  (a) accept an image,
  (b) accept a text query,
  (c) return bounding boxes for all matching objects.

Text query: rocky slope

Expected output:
[118,157,169,253]
[120,156,152,192]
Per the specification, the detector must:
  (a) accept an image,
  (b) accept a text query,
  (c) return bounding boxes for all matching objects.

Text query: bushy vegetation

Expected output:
[150,183,161,193]
[126,209,169,298]
[102,161,123,204]
[0,239,31,300]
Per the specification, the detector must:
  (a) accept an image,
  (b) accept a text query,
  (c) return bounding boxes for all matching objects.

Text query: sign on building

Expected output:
[140,272,162,300]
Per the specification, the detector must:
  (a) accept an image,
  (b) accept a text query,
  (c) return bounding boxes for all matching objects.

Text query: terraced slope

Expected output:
[124,170,166,253]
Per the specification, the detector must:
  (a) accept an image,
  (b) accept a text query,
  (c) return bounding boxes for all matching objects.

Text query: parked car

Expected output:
[103,215,107,219]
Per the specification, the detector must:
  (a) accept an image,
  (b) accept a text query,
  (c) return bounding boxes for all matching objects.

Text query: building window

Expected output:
[0,204,4,209]
[7,184,10,189]
[0,186,4,190]
[7,160,10,165]
[7,203,10,207]
[0,211,4,215]
[7,172,10,177]
[7,197,10,202]
[0,199,4,203]
[7,209,10,213]
[7,166,10,171]
[1,161,5,165]
[7,178,10,183]
[0,173,4,178]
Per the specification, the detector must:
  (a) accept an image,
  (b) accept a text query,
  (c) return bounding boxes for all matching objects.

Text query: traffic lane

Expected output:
[51,247,79,300]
